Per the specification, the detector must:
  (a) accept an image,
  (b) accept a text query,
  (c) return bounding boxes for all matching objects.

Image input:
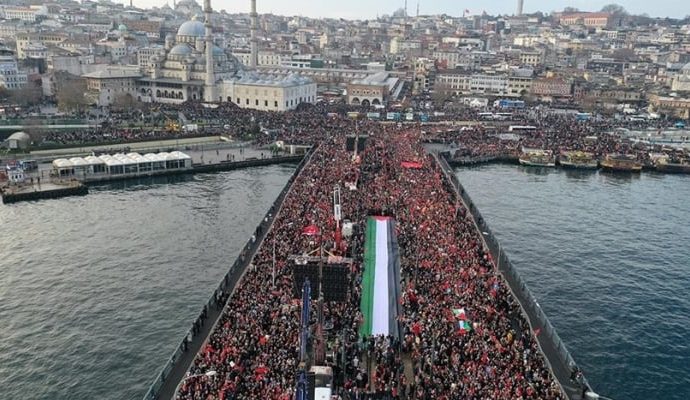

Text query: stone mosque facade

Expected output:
[85,0,316,111]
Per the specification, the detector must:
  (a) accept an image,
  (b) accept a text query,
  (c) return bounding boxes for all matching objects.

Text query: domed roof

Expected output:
[212,45,225,56]
[169,43,193,56]
[8,131,31,142]
[177,20,205,37]
[118,24,128,32]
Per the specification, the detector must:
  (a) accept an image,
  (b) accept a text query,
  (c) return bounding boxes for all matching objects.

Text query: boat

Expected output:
[519,149,556,167]
[558,151,599,170]
[655,156,690,174]
[600,154,642,172]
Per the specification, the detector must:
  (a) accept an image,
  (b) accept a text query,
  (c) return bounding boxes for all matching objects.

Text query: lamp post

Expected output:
[182,370,217,382]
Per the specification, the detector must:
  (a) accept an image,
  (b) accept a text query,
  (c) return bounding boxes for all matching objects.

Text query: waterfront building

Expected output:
[346,71,400,106]
[83,66,142,106]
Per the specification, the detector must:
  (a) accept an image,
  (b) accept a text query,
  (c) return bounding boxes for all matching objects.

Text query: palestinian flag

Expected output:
[458,320,472,334]
[359,216,402,340]
[452,308,468,320]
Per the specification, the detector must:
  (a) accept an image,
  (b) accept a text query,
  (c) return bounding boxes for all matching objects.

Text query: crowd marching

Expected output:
[175,120,566,399]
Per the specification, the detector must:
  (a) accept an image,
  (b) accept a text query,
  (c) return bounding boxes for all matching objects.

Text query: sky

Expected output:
[135,0,690,20]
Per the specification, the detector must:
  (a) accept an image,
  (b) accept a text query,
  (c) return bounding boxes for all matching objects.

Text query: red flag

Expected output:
[301,224,320,236]
[401,161,423,169]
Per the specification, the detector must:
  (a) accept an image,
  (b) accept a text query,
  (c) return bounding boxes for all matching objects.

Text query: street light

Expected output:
[182,370,217,382]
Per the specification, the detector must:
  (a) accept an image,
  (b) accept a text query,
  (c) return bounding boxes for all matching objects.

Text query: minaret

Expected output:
[204,0,215,102]
[250,0,258,69]
[517,0,524,16]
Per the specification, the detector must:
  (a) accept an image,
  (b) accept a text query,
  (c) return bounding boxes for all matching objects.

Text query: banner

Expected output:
[359,216,401,340]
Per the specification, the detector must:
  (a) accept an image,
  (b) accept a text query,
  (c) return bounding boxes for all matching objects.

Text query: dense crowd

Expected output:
[176,124,566,399]
[426,108,688,164]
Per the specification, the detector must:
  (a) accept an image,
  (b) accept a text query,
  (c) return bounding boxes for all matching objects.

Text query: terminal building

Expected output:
[51,151,193,181]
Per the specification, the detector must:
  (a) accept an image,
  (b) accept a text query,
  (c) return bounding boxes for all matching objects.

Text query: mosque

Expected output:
[85,0,316,111]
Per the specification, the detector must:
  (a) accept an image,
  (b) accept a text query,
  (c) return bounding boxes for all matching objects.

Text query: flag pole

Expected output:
[272,237,276,288]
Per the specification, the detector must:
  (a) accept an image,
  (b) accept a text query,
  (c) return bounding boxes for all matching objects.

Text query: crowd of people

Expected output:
[425,108,689,165]
[175,121,567,399]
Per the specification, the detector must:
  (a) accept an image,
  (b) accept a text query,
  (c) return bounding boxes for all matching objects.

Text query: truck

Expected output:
[310,366,333,400]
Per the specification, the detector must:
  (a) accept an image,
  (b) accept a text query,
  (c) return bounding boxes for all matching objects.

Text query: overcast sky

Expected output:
[135,0,690,20]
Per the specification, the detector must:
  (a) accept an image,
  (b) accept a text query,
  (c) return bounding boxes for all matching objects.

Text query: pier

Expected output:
[0,180,87,204]
[1,144,306,204]
[147,131,590,400]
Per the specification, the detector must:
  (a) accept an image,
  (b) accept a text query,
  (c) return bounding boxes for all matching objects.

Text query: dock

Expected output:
[1,180,88,204]
[1,154,305,204]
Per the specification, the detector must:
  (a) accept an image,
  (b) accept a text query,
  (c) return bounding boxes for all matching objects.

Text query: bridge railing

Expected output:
[142,146,316,400]
[434,151,591,400]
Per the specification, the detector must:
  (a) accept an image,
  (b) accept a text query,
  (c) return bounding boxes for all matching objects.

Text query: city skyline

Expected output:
[134,0,690,20]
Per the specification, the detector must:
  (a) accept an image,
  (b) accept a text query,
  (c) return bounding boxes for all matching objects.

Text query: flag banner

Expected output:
[452,308,468,320]
[359,216,402,340]
[401,161,424,169]
[458,320,472,334]
[301,224,320,236]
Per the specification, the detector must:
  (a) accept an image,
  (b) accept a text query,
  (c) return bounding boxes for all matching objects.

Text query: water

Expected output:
[0,165,295,400]
[454,165,690,400]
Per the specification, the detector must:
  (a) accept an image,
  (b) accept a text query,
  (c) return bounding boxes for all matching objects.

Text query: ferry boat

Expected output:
[519,149,556,167]
[654,156,690,174]
[600,154,642,172]
[558,151,599,170]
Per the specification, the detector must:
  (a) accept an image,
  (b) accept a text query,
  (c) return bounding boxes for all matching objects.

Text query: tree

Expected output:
[55,75,88,112]
[10,84,42,106]
[601,4,627,16]
[111,93,137,112]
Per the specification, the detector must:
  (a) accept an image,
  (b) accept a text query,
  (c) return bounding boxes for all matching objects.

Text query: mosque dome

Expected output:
[118,24,128,32]
[177,19,205,38]
[169,43,194,58]
[212,45,225,56]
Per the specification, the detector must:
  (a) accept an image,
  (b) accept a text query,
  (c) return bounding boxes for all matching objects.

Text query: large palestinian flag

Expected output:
[359,216,402,340]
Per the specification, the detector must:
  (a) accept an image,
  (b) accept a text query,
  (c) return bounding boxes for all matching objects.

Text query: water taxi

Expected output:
[519,149,556,167]
[653,154,690,174]
[600,154,642,172]
[558,151,599,170]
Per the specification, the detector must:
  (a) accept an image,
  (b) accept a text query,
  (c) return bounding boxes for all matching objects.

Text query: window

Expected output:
[246,98,249,105]
[255,99,259,106]
[275,101,278,107]
[264,100,268,106]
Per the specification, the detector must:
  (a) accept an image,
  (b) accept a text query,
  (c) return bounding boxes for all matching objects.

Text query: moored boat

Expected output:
[654,156,690,174]
[519,149,556,167]
[600,154,642,172]
[558,151,599,170]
